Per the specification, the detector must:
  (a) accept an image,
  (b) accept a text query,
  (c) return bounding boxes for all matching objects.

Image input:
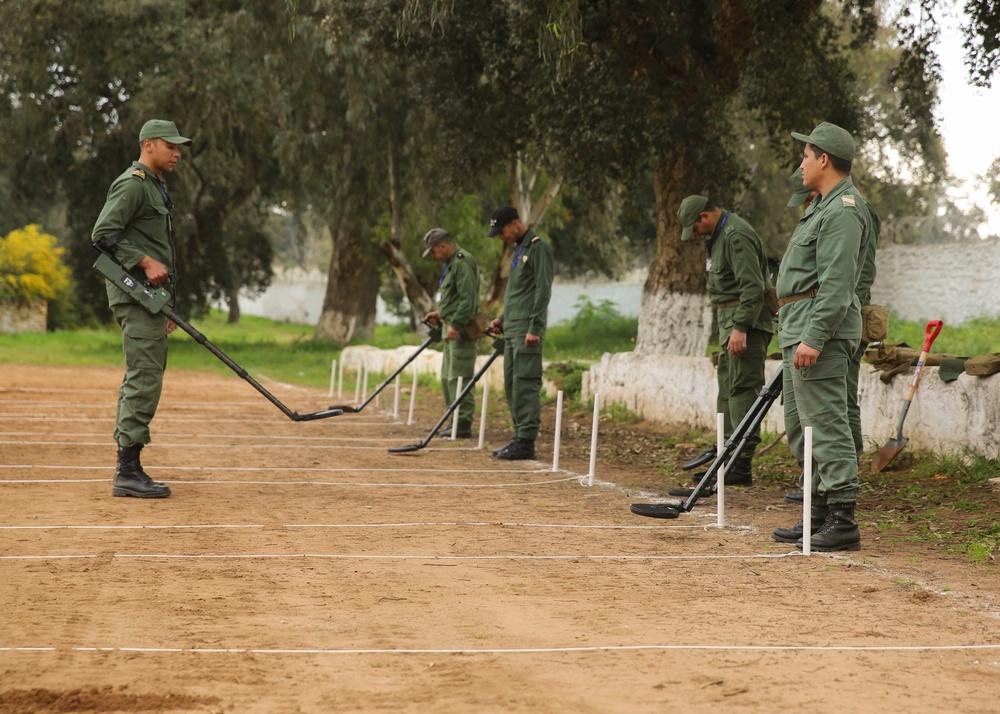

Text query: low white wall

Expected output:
[583,352,1000,458]
[339,344,504,393]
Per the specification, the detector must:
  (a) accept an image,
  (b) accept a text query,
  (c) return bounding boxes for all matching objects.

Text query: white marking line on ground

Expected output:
[0,521,705,531]
[0,431,412,443]
[0,416,393,425]
[0,552,800,561]
[0,464,551,474]
[1,644,997,654]
[0,440,447,450]
[0,477,580,487]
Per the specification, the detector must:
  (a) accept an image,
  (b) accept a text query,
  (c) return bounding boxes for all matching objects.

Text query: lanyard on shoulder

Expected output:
[707,211,730,256]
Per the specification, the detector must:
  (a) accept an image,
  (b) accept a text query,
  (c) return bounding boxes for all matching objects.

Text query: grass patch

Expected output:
[545,297,636,360]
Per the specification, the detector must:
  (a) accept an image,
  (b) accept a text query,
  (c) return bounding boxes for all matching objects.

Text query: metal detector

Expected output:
[329,320,438,413]
[92,244,343,423]
[630,364,783,519]
[388,337,502,454]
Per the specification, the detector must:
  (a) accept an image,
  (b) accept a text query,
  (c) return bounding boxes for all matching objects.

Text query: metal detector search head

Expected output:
[388,343,503,454]
[92,244,345,423]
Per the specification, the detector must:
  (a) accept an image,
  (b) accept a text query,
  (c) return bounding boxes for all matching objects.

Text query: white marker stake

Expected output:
[552,390,564,472]
[587,394,600,487]
[393,375,401,420]
[803,426,813,556]
[716,413,725,528]
[329,359,337,398]
[451,376,463,440]
[337,358,344,399]
[407,369,418,425]
[478,382,489,450]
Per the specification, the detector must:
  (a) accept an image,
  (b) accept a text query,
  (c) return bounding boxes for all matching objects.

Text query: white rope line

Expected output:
[0,465,547,474]
[0,476,580,488]
[0,431,411,443]
[0,552,802,561]
[0,440,461,450]
[0,521,704,531]
[0,643,996,654]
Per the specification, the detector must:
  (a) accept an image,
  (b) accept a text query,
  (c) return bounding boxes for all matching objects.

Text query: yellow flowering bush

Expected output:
[0,224,71,301]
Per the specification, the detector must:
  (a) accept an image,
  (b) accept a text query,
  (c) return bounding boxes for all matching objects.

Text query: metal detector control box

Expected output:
[93,252,171,314]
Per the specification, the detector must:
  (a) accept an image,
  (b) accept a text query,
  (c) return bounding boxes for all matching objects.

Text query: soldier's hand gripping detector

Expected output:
[93,237,343,422]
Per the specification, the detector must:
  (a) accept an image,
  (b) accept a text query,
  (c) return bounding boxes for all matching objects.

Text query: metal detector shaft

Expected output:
[92,247,342,422]
[163,308,342,422]
[679,364,784,511]
[331,334,435,413]
[388,346,502,453]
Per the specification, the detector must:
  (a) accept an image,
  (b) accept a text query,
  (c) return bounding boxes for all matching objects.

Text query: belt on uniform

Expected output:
[713,299,740,308]
[777,289,818,308]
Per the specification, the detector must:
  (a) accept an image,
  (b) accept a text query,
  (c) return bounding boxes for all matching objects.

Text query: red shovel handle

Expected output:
[922,320,943,352]
[907,319,944,396]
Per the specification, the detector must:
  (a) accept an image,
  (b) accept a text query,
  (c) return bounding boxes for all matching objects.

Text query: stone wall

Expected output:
[0,299,47,334]
[583,352,1000,458]
[871,241,1000,324]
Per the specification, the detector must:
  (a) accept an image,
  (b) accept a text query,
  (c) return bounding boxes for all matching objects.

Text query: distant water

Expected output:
[234,276,645,326]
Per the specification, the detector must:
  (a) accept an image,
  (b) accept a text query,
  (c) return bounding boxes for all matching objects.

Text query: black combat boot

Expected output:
[772,504,829,543]
[495,437,536,461]
[799,504,860,551]
[438,422,473,439]
[112,445,171,499]
[689,458,753,486]
[492,438,517,457]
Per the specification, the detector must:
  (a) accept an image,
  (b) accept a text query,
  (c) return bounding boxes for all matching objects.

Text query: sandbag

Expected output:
[965,353,1000,377]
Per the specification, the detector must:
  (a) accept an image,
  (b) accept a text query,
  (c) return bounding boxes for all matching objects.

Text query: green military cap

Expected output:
[677,195,708,242]
[787,167,812,207]
[791,121,854,162]
[139,119,193,146]
[421,227,451,257]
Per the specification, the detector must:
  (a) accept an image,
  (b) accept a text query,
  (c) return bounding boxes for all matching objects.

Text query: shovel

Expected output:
[871,319,943,473]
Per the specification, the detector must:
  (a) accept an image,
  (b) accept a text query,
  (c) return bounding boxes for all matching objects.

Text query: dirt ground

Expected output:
[0,363,998,714]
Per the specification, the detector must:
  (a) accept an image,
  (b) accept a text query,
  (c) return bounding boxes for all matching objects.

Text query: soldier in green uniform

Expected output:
[784,167,880,504]
[92,119,192,499]
[422,227,482,439]
[677,195,775,486]
[487,206,554,461]
[772,122,873,551]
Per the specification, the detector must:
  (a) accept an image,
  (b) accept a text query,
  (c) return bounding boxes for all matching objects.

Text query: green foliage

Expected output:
[545,296,637,361]
[886,314,1000,355]
[545,361,590,401]
[0,225,71,302]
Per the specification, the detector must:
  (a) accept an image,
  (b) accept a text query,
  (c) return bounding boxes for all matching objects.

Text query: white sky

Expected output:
[934,9,1000,235]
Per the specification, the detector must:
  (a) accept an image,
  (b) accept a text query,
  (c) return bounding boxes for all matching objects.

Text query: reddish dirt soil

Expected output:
[0,364,998,713]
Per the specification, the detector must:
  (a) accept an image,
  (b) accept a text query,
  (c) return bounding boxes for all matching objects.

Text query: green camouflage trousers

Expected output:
[503,338,543,441]
[441,336,478,426]
[112,303,168,448]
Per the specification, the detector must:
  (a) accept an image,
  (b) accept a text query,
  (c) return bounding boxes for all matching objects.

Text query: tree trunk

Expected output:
[226,286,241,324]
[315,217,381,344]
[380,132,434,336]
[484,153,562,312]
[379,239,434,334]
[634,153,713,356]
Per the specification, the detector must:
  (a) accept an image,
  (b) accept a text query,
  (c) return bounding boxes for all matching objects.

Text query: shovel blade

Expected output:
[871,436,907,473]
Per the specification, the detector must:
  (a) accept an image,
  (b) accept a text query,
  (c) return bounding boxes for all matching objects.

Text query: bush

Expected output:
[0,225,71,302]
[545,296,637,360]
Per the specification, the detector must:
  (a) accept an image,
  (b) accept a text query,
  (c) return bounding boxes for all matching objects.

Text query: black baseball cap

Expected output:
[487,206,519,237]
